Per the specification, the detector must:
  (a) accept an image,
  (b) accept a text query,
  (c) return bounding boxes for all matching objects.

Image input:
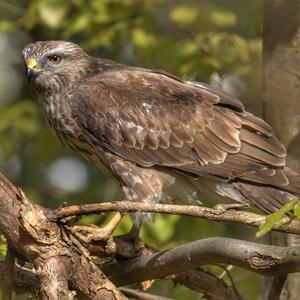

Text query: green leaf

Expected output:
[256,200,298,238]
[63,13,90,37]
[170,4,199,26]
[0,21,15,31]
[131,28,156,48]
[38,0,69,29]
[141,214,179,244]
[177,40,198,57]
[210,9,236,28]
[0,101,39,134]
[293,202,300,219]
[0,234,7,257]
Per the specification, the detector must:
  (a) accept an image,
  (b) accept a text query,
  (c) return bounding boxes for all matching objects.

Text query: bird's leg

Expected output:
[97,211,123,240]
[112,212,145,256]
[118,213,156,291]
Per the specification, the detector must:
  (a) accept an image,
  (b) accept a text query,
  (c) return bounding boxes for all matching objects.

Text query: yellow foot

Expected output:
[73,212,123,242]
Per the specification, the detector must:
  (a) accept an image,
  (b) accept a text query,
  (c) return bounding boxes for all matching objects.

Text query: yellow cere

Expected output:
[26,58,37,69]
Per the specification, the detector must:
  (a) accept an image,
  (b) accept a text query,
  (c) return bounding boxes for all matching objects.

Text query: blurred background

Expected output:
[0,0,265,299]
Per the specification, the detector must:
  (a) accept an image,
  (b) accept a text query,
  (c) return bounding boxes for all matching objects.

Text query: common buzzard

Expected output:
[23,40,300,218]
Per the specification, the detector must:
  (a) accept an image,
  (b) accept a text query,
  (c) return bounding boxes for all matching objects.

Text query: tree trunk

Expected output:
[263,0,300,299]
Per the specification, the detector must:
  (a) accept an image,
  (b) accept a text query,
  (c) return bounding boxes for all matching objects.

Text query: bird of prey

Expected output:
[23,40,300,219]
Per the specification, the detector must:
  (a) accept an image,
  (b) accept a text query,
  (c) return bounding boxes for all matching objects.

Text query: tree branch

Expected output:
[0,260,241,300]
[0,235,298,300]
[0,172,127,300]
[102,237,300,286]
[56,201,300,235]
[2,171,300,299]
[169,269,241,300]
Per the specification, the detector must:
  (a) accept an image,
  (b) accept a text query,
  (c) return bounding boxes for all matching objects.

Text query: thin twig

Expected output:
[56,201,300,235]
[218,265,234,280]
[215,265,241,300]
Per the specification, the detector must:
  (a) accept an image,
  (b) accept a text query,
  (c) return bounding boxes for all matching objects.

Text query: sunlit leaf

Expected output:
[63,13,90,37]
[177,40,198,57]
[256,200,298,238]
[293,202,300,219]
[170,4,199,26]
[141,214,180,245]
[0,101,40,134]
[231,34,250,62]
[210,9,236,27]
[0,234,7,257]
[38,0,69,29]
[131,28,156,48]
[0,21,15,31]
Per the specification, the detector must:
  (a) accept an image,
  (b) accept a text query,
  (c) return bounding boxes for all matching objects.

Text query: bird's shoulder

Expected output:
[73,63,227,111]
[69,64,247,165]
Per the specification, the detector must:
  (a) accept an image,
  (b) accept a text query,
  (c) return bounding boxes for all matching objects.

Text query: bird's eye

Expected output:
[47,55,62,64]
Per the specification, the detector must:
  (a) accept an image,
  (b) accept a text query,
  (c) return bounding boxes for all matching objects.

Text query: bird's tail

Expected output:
[234,168,300,214]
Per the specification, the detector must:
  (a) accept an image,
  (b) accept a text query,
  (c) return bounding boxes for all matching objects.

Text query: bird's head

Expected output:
[22,40,89,93]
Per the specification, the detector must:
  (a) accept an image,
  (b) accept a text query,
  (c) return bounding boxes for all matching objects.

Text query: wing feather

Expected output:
[71,67,293,193]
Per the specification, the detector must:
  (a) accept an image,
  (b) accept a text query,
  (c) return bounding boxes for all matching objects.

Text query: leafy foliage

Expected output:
[256,200,298,238]
[0,234,7,258]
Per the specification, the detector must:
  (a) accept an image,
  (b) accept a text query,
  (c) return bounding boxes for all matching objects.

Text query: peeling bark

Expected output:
[0,173,127,300]
[1,171,300,299]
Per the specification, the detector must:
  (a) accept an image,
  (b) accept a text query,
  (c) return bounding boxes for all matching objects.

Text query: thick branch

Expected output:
[2,171,300,299]
[170,269,241,300]
[102,237,300,286]
[0,173,126,300]
[0,261,240,300]
[1,236,298,300]
[56,201,300,235]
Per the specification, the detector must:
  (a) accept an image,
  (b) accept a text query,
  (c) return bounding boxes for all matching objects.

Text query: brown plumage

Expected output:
[23,40,300,215]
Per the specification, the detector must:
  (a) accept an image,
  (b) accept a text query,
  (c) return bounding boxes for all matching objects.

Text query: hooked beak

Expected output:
[25,58,41,78]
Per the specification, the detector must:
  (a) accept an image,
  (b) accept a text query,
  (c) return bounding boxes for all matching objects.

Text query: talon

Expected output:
[72,212,123,242]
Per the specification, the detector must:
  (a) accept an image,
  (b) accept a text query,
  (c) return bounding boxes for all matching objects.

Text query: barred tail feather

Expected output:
[234,182,298,214]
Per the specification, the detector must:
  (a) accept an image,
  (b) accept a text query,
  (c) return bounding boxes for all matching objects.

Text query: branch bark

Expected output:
[103,237,300,285]
[0,261,241,300]
[56,201,300,235]
[0,173,126,300]
[170,269,241,300]
[2,171,300,299]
